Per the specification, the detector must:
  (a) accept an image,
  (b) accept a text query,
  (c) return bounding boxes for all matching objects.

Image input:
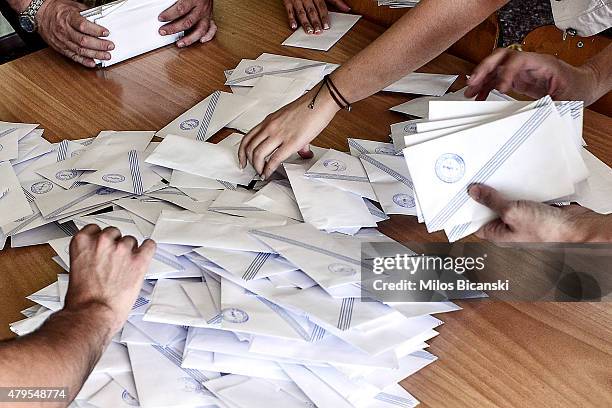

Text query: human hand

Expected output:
[238,85,340,180]
[468,184,609,243]
[282,0,350,33]
[36,0,114,68]
[465,48,599,105]
[159,0,216,47]
[64,225,156,333]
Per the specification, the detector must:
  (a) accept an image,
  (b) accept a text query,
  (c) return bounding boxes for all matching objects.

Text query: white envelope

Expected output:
[208,189,292,223]
[227,76,311,133]
[181,281,220,323]
[35,140,89,189]
[226,59,327,90]
[114,195,182,224]
[244,180,303,221]
[284,163,377,230]
[305,149,377,201]
[74,131,155,170]
[207,374,308,408]
[145,134,257,186]
[156,91,257,140]
[282,12,362,51]
[281,364,354,408]
[574,149,612,214]
[82,0,182,67]
[143,278,211,327]
[183,350,289,381]
[404,101,578,233]
[390,86,515,118]
[383,73,458,96]
[128,340,221,408]
[11,129,52,166]
[35,183,130,219]
[148,187,219,213]
[347,138,399,157]
[88,378,140,408]
[249,223,362,289]
[0,122,39,162]
[80,149,162,195]
[196,247,297,281]
[170,170,237,190]
[359,154,417,216]
[0,161,34,226]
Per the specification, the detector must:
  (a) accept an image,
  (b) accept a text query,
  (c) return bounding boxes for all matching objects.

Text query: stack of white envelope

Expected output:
[81,0,182,67]
[5,51,612,407]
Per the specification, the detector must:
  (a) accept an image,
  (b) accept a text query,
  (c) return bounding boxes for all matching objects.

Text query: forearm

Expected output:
[583,44,612,104]
[331,0,508,103]
[582,214,612,243]
[0,303,116,406]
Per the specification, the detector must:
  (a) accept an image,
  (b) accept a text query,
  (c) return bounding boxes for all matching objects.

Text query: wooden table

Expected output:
[1,0,611,406]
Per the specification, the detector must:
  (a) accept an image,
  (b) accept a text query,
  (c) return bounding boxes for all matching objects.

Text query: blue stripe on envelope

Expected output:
[428,100,552,231]
[128,150,144,195]
[336,297,355,331]
[242,252,271,280]
[304,172,370,182]
[359,154,414,190]
[196,91,221,142]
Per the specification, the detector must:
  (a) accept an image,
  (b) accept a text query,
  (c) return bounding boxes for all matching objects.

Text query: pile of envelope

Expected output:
[4,51,612,407]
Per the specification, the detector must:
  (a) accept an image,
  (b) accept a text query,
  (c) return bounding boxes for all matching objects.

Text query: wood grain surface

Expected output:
[0,1,610,407]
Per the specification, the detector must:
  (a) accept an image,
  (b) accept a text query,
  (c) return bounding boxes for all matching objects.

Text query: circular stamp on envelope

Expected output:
[245,65,264,75]
[328,263,356,277]
[180,119,200,131]
[96,187,116,196]
[71,149,84,158]
[102,173,126,183]
[55,170,78,181]
[375,146,396,155]
[121,390,139,406]
[403,123,417,133]
[181,377,206,394]
[30,181,54,195]
[221,308,249,323]
[393,193,415,208]
[435,153,465,183]
[323,159,347,172]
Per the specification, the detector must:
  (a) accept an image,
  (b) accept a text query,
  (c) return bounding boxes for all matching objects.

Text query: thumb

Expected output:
[297,145,314,159]
[468,184,511,217]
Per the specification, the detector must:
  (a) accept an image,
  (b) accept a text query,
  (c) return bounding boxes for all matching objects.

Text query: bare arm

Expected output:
[239,0,509,178]
[583,43,612,103]
[0,305,116,406]
[6,0,31,12]
[0,225,156,406]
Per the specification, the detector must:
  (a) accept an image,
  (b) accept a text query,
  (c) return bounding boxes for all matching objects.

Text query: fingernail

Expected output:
[158,15,164,21]
[178,42,185,48]
[315,28,321,34]
[102,30,109,36]
[468,184,480,200]
[108,43,114,50]
[291,23,297,29]
[307,27,314,34]
[159,29,166,35]
[261,174,266,181]
[323,23,329,29]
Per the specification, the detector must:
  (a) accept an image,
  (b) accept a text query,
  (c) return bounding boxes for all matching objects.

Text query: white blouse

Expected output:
[549,0,612,37]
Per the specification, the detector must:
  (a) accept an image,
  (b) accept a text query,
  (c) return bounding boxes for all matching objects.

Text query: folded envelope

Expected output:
[282,12,362,51]
[145,134,258,186]
[208,189,292,222]
[80,150,162,195]
[148,187,219,213]
[284,163,377,231]
[170,170,237,190]
[82,0,182,67]
[404,101,579,234]
[391,86,515,118]
[0,122,39,162]
[249,223,362,290]
[305,149,377,201]
[359,154,417,216]
[244,180,303,221]
[0,162,34,226]
[347,138,399,157]
[574,149,612,214]
[197,247,297,281]
[383,73,459,96]
[155,91,257,140]
[12,130,53,166]
[225,59,327,89]
[227,76,310,133]
[73,130,155,170]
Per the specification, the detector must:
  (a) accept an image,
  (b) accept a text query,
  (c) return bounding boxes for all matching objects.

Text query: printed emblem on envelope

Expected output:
[181,377,207,394]
[393,193,415,208]
[245,65,264,75]
[435,153,465,183]
[71,149,84,158]
[404,123,417,133]
[328,263,356,276]
[180,119,200,131]
[96,187,116,196]
[221,307,249,323]
[55,170,78,181]
[323,159,347,172]
[375,146,396,155]
[121,390,139,406]
[102,173,126,183]
[31,181,54,195]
